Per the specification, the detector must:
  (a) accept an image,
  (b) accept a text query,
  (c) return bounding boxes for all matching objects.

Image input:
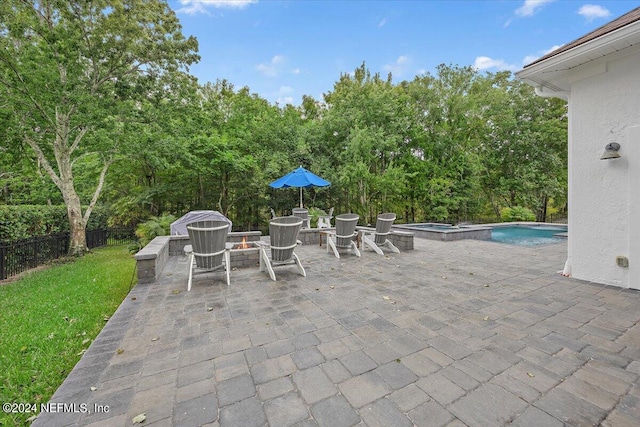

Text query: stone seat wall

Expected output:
[135,228,414,284]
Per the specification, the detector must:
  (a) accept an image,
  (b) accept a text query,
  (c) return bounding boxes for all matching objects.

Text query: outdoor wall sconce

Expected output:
[600,142,621,160]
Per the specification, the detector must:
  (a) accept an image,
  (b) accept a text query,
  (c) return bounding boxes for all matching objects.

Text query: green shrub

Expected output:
[134,213,176,248]
[307,207,327,228]
[500,206,536,222]
[0,205,108,241]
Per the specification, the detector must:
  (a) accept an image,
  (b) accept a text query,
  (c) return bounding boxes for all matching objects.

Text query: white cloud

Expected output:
[522,54,540,65]
[378,18,387,28]
[276,86,293,95]
[473,56,519,72]
[522,44,562,65]
[256,57,302,77]
[577,4,611,22]
[177,0,257,15]
[256,55,285,77]
[275,87,294,105]
[382,55,411,77]
[277,97,294,104]
[515,0,555,17]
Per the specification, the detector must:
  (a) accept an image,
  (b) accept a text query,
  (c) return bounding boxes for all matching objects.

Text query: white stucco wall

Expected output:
[568,51,639,288]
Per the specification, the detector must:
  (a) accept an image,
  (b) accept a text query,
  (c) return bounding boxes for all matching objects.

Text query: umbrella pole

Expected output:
[299,187,303,208]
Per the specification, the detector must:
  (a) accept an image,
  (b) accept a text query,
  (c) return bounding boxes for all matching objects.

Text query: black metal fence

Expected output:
[0,227,136,280]
[86,227,137,248]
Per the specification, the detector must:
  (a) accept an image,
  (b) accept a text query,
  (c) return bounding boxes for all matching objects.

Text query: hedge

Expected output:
[0,205,108,242]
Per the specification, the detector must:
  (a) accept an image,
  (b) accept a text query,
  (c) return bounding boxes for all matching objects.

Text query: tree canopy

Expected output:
[1,4,567,242]
[0,0,198,253]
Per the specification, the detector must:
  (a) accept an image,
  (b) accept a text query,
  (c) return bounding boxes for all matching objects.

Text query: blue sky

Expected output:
[172,0,638,106]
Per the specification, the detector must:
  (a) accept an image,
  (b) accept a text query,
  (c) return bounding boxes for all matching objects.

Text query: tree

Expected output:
[403,65,485,222]
[317,63,411,221]
[0,0,198,254]
[476,73,567,220]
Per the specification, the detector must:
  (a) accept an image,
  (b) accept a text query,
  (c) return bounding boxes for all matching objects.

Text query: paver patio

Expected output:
[33,237,640,426]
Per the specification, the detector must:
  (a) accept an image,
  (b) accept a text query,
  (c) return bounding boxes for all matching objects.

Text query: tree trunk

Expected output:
[55,114,89,255]
[66,192,87,255]
[24,112,109,256]
[538,195,548,222]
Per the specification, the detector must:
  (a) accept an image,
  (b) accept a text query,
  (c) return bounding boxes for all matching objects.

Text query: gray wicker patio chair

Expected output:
[185,220,230,290]
[362,213,400,255]
[258,216,306,281]
[291,207,311,228]
[326,213,360,258]
[317,207,334,229]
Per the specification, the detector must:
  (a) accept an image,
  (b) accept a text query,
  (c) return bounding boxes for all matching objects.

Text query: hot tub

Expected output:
[392,223,492,241]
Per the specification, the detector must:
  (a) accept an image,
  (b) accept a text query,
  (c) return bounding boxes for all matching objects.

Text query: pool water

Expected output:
[491,226,566,246]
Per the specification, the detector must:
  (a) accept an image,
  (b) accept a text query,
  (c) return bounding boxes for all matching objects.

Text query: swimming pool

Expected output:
[490,225,567,246]
[393,222,566,244]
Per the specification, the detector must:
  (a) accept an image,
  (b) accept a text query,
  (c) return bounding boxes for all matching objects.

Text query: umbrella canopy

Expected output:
[269,166,330,208]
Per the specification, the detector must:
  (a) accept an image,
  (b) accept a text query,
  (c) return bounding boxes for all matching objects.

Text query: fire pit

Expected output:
[231,238,258,250]
[167,230,263,269]
[228,238,260,268]
[137,231,264,284]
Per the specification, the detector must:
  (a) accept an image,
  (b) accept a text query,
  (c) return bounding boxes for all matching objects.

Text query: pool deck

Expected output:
[33,238,640,427]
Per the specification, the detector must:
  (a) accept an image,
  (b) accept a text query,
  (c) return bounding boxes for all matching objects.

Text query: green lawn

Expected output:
[0,246,136,426]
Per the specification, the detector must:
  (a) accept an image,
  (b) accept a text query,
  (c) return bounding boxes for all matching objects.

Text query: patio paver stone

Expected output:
[31,238,640,426]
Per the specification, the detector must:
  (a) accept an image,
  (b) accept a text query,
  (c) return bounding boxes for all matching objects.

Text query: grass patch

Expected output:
[0,246,135,426]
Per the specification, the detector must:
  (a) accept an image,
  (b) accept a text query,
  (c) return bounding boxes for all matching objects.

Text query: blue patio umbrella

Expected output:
[269,166,331,208]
